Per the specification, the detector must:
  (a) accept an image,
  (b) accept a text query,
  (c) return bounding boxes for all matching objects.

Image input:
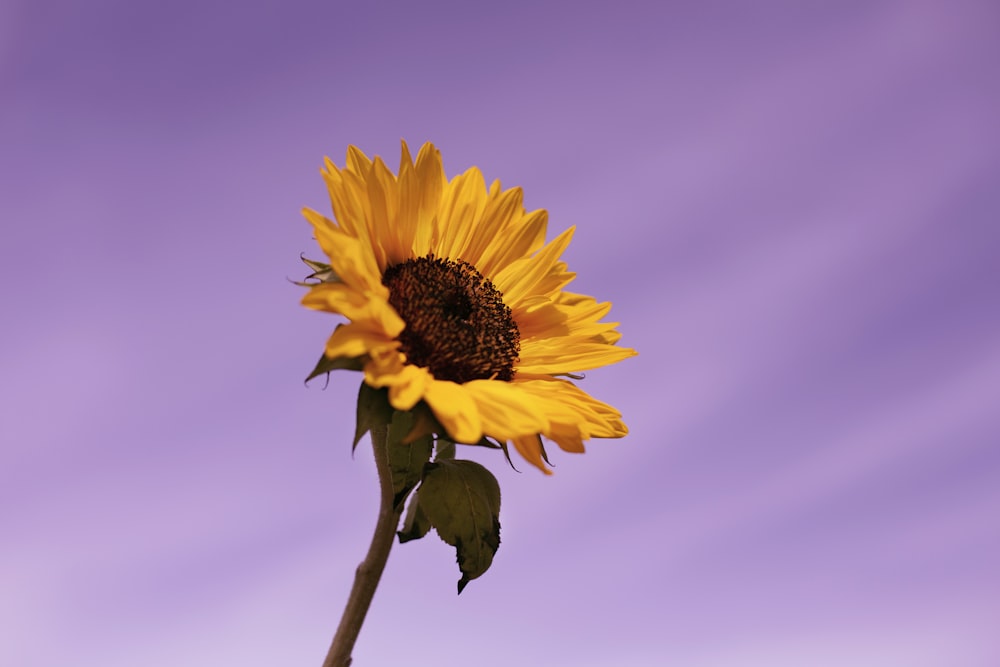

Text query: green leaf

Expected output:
[352,383,392,453]
[434,437,456,461]
[397,490,432,543]
[419,460,502,594]
[386,411,434,509]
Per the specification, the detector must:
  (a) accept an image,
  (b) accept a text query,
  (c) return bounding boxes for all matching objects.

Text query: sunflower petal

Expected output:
[435,166,487,259]
[518,339,638,375]
[323,323,392,359]
[346,145,373,176]
[476,208,548,278]
[363,348,434,411]
[424,380,483,444]
[302,208,386,296]
[301,282,403,337]
[395,144,420,263]
[414,142,445,255]
[493,226,575,309]
[459,181,520,266]
[512,378,627,441]
[462,380,550,440]
[511,435,552,475]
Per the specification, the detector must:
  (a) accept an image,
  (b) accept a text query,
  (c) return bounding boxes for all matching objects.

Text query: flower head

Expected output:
[302,142,635,473]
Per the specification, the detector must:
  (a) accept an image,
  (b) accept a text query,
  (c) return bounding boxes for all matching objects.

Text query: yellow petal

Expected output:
[511,435,552,475]
[323,323,391,359]
[493,226,575,309]
[434,166,487,259]
[520,262,575,301]
[342,168,384,268]
[476,208,548,279]
[512,378,627,440]
[414,142,445,256]
[423,380,483,444]
[517,300,620,341]
[364,352,433,411]
[346,145,373,176]
[388,367,433,411]
[302,208,387,296]
[517,339,638,375]
[395,144,420,262]
[301,283,403,337]
[321,160,367,243]
[366,157,406,269]
[545,422,587,453]
[459,181,520,267]
[462,380,550,440]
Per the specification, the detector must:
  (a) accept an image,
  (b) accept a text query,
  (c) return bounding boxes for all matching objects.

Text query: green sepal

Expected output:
[436,435,514,470]
[419,459,502,594]
[386,411,434,510]
[352,383,392,453]
[295,255,341,285]
[538,438,554,468]
[496,439,519,472]
[397,490,432,543]
[472,437,502,449]
[305,351,365,383]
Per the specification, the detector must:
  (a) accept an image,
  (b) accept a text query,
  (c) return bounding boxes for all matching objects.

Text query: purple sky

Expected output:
[3,0,1000,664]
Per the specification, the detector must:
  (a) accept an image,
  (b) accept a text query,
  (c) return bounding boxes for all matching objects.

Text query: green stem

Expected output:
[322,424,398,667]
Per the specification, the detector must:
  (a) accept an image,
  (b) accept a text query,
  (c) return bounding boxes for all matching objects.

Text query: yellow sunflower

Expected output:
[301,141,635,473]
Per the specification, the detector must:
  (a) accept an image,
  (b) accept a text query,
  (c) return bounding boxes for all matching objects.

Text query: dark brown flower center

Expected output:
[382,256,519,384]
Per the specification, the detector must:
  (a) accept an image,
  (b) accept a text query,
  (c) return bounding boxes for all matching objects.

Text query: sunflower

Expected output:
[301,141,635,473]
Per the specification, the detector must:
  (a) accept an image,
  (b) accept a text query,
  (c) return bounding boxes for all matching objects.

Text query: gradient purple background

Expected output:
[3,0,999,664]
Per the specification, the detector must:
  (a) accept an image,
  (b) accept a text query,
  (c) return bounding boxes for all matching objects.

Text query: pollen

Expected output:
[382,256,520,384]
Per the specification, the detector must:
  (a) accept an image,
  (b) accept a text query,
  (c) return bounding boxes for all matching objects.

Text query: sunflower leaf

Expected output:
[387,411,434,509]
[352,383,392,453]
[419,459,501,594]
[434,437,456,461]
[397,490,432,543]
[306,352,365,383]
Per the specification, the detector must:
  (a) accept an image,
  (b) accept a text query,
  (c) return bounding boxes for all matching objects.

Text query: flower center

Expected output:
[382,256,520,384]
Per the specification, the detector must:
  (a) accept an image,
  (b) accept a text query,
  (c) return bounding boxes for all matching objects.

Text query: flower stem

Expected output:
[322,423,398,667]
